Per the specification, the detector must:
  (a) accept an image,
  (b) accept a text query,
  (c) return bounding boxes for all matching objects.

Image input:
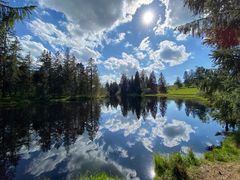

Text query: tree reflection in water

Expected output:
[0,97,215,179]
[0,100,100,179]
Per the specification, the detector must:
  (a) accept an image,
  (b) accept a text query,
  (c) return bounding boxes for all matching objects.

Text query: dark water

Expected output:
[0,97,227,180]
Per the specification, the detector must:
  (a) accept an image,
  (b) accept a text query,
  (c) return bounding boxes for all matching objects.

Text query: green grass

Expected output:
[204,132,240,162]
[79,172,120,180]
[145,87,209,104]
[154,132,240,179]
[154,150,200,180]
[0,95,105,107]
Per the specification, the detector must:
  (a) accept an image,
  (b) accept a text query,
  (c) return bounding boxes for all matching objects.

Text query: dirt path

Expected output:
[190,163,240,180]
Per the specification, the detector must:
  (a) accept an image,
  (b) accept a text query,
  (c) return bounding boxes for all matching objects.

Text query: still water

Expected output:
[0,97,226,180]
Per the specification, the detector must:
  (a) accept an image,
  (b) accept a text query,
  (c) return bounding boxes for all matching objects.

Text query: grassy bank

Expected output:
[79,172,119,180]
[145,87,209,104]
[0,95,105,107]
[154,132,240,180]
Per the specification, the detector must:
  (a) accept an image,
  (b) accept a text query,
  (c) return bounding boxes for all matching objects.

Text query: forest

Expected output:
[0,32,101,99]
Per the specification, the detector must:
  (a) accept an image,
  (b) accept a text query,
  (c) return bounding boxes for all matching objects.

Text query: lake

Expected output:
[0,97,226,180]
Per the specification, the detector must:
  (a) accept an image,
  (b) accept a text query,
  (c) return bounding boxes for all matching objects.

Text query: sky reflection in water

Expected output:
[0,98,225,180]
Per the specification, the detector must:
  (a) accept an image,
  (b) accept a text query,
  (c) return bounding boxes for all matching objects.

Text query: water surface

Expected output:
[0,97,226,179]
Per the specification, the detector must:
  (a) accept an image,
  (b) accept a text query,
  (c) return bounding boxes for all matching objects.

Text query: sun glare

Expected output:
[142,10,154,25]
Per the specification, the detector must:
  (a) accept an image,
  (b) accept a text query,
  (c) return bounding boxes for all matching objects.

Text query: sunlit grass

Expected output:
[154,150,200,180]
[204,133,240,162]
[79,172,120,180]
[145,87,209,104]
[154,132,240,179]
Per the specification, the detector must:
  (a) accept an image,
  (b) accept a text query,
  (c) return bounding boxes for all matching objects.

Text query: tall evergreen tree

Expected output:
[174,77,183,88]
[18,53,32,96]
[148,71,158,93]
[158,72,167,93]
[120,74,128,96]
[134,71,142,95]
[86,58,100,97]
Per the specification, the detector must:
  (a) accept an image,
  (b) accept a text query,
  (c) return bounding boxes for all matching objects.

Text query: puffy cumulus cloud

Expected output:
[142,61,165,75]
[35,0,153,60]
[135,51,146,60]
[18,35,46,60]
[149,40,190,66]
[154,0,195,35]
[25,132,139,179]
[153,119,195,148]
[103,112,142,137]
[39,0,153,32]
[28,19,101,61]
[103,52,140,77]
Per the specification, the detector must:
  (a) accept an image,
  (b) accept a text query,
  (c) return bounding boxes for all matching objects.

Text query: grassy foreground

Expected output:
[154,132,240,180]
[145,87,208,104]
[79,172,120,180]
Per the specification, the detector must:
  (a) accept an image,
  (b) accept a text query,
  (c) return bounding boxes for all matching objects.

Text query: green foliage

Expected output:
[174,77,183,89]
[154,150,200,180]
[0,1,36,34]
[178,0,240,48]
[0,32,101,99]
[204,135,240,162]
[79,172,119,180]
[158,72,167,93]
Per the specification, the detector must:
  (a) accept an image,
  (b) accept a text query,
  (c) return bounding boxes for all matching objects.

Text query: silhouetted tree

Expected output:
[158,72,167,93]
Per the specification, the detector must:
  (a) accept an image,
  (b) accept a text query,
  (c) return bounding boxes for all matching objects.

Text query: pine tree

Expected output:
[76,62,88,96]
[183,71,190,87]
[174,77,183,88]
[158,72,167,93]
[18,53,32,97]
[134,71,142,95]
[120,74,128,96]
[148,71,157,94]
[86,58,100,97]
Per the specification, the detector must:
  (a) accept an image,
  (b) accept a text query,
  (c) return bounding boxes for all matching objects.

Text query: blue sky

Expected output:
[14,0,214,84]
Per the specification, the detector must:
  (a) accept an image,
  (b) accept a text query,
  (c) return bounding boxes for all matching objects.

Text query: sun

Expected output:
[142,10,154,25]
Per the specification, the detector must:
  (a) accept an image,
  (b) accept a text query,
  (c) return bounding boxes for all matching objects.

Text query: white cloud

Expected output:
[153,119,195,147]
[135,51,146,60]
[149,40,191,66]
[35,0,153,60]
[25,131,139,179]
[100,74,120,84]
[28,19,101,61]
[124,42,133,48]
[138,37,151,52]
[176,33,189,41]
[154,0,195,35]
[106,32,126,45]
[19,35,46,59]
[103,52,140,77]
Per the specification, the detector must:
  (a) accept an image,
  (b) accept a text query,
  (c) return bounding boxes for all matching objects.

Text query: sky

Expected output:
[13,0,214,84]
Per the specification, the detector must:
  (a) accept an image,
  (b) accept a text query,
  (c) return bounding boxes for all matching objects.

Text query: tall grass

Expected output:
[154,150,199,180]
[79,172,119,180]
[204,134,240,162]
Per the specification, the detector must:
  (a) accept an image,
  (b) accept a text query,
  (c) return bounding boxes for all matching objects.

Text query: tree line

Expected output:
[105,71,167,97]
[0,30,100,99]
